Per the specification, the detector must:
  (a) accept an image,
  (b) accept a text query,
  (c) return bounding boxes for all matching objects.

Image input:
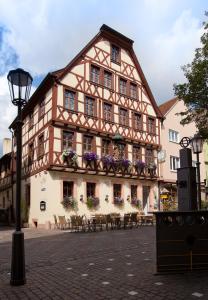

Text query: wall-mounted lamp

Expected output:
[80,195,83,202]
[105,195,109,202]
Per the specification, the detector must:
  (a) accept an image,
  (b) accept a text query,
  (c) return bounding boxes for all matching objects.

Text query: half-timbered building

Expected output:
[8,25,163,228]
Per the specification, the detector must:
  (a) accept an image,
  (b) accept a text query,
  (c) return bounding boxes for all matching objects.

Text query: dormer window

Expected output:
[111,45,120,64]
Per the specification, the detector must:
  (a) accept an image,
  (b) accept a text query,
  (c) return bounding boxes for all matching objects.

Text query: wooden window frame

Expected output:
[101,139,111,156]
[145,148,154,165]
[147,117,156,134]
[131,185,137,200]
[38,133,44,159]
[28,110,34,130]
[63,181,74,198]
[103,69,113,90]
[111,44,121,65]
[119,107,129,127]
[133,112,143,131]
[62,131,76,152]
[38,99,45,120]
[103,102,113,122]
[87,182,96,197]
[119,77,127,96]
[63,88,78,111]
[28,141,34,165]
[83,134,96,153]
[90,64,101,85]
[130,82,138,100]
[84,95,97,117]
[132,145,142,162]
[113,184,122,198]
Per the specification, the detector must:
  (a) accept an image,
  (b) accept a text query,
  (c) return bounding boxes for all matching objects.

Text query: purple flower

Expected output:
[135,160,146,168]
[114,197,124,205]
[101,155,115,166]
[83,152,98,161]
[121,159,131,168]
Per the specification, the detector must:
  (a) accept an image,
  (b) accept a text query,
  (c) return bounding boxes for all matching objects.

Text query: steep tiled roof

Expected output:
[159,97,178,116]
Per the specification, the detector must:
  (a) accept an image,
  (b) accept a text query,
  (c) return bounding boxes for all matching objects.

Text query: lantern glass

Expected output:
[191,133,203,154]
[7,68,33,106]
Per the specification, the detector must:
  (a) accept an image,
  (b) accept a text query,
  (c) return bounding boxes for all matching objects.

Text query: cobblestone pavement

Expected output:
[0,227,207,299]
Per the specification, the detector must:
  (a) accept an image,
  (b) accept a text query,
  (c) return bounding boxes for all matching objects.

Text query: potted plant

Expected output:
[147,162,157,176]
[131,198,142,209]
[62,149,78,167]
[83,152,99,169]
[101,155,115,172]
[134,160,145,175]
[61,196,77,210]
[114,196,124,205]
[120,158,131,173]
[86,196,100,209]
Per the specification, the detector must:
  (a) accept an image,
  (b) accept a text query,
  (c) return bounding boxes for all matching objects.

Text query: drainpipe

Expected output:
[9,128,14,223]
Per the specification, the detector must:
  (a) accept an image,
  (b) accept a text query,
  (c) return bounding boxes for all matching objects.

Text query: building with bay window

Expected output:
[2,25,163,228]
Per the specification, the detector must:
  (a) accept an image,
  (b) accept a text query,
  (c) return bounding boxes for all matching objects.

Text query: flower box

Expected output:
[131,198,142,209]
[62,149,78,166]
[86,196,100,209]
[134,160,145,175]
[61,196,77,210]
[114,197,124,205]
[83,152,99,169]
[147,162,157,176]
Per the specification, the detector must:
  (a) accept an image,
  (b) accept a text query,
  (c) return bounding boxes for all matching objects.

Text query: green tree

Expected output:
[174,13,208,138]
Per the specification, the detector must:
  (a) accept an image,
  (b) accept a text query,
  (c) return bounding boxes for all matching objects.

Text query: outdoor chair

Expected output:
[123,213,132,229]
[130,212,139,228]
[58,216,68,230]
[106,214,113,230]
[53,215,60,229]
[110,213,121,229]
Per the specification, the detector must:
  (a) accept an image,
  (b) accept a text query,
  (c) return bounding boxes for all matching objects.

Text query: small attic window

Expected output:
[111,44,120,64]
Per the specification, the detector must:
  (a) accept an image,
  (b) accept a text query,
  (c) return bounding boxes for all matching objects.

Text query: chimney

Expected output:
[3,138,12,155]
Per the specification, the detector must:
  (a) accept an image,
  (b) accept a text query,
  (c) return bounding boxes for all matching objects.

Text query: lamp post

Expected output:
[7,68,33,285]
[191,133,203,210]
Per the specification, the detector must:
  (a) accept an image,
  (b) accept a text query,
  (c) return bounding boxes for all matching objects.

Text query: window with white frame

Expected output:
[169,129,179,143]
[170,156,180,171]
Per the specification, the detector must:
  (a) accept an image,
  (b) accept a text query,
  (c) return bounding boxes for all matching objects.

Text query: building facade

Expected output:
[159,98,206,209]
[2,25,163,228]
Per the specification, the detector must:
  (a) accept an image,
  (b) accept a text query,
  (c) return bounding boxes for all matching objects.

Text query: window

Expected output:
[134,113,142,130]
[147,117,155,134]
[39,99,45,118]
[28,111,34,129]
[83,135,93,152]
[63,131,74,150]
[114,184,121,197]
[102,139,111,156]
[85,96,95,116]
[103,103,112,121]
[28,142,34,165]
[170,156,180,171]
[113,143,126,159]
[63,181,73,198]
[131,185,137,200]
[90,65,100,84]
[130,83,137,99]
[132,146,141,162]
[145,148,154,165]
[169,129,179,143]
[38,134,44,158]
[119,78,127,95]
[104,71,112,89]
[87,182,96,197]
[64,90,76,111]
[119,108,128,126]
[111,45,120,63]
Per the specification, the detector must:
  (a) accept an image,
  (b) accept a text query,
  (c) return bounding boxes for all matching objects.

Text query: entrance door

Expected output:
[142,186,150,214]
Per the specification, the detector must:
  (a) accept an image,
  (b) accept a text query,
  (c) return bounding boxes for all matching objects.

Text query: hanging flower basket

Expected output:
[61,196,77,210]
[134,160,145,175]
[120,158,131,172]
[101,155,116,172]
[86,196,100,209]
[131,198,142,209]
[62,149,78,167]
[147,162,157,176]
[83,152,99,169]
[114,197,124,205]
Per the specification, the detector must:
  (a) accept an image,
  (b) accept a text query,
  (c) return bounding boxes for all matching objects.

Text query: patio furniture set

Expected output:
[53,212,154,232]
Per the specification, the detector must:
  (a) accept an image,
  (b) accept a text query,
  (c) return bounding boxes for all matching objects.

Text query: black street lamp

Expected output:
[191,133,204,210]
[7,68,32,286]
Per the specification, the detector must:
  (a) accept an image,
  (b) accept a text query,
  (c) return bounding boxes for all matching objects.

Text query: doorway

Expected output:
[142,186,150,214]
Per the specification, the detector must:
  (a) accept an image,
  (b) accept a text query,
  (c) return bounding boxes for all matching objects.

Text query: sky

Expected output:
[0,0,207,154]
